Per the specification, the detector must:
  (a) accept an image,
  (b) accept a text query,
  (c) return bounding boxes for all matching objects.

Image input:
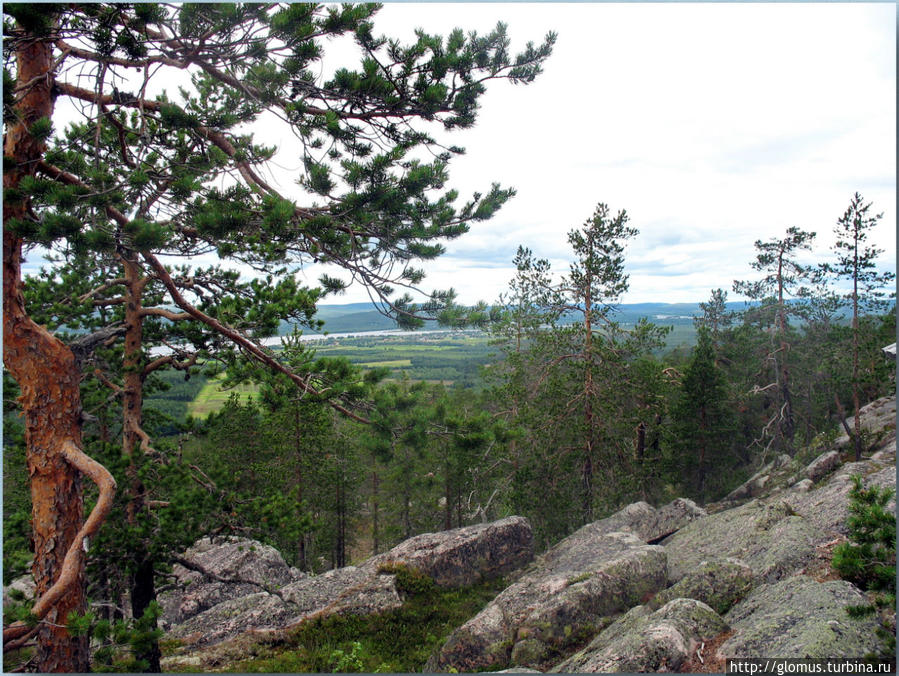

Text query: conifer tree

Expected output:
[668,326,736,501]
[733,226,816,455]
[559,203,638,522]
[694,288,733,350]
[2,4,553,667]
[823,194,895,460]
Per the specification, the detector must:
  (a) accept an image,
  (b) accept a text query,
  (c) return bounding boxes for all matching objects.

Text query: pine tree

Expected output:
[2,4,553,667]
[733,226,816,455]
[559,203,638,522]
[694,288,733,349]
[823,194,895,460]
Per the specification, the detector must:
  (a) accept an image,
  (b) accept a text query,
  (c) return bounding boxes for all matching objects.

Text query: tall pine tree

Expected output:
[2,4,554,667]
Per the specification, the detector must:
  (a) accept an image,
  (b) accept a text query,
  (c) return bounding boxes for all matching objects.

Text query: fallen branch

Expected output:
[170,556,287,602]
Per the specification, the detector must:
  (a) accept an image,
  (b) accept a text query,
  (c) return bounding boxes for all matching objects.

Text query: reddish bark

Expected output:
[3,26,115,671]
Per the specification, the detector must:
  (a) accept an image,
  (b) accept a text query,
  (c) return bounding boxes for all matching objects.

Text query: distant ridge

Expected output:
[286,301,721,336]
[285,299,887,336]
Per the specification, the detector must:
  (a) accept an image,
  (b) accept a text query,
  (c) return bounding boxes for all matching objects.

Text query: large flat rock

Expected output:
[163,517,535,650]
[369,515,534,587]
[662,499,816,584]
[785,443,896,544]
[159,536,303,627]
[166,592,294,648]
[720,575,886,659]
[553,598,728,673]
[651,557,755,615]
[430,530,667,672]
[832,397,896,451]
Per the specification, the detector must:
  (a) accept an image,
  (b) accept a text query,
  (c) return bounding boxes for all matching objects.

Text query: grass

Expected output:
[227,571,506,673]
[181,324,696,418]
[187,377,261,418]
[358,359,412,368]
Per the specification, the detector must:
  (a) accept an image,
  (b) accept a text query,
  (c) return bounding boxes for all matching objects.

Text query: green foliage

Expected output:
[228,577,506,673]
[329,641,365,672]
[832,475,896,658]
[665,326,738,501]
[832,476,896,600]
[66,603,165,672]
[376,562,436,595]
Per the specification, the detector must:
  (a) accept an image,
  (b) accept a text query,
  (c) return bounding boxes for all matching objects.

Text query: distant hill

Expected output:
[281,301,718,336]
[283,299,887,337]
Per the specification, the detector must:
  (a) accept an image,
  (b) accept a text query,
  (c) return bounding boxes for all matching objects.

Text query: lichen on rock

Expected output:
[553,598,728,673]
[720,575,886,659]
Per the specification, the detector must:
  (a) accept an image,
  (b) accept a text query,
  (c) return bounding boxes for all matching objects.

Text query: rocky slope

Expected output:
[6,398,893,672]
[156,396,899,671]
[156,515,533,664]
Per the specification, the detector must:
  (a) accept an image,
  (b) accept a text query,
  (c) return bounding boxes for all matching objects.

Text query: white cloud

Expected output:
[366,2,897,305]
[28,3,896,307]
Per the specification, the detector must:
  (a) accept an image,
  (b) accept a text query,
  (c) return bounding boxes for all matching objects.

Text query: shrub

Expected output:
[832,475,896,657]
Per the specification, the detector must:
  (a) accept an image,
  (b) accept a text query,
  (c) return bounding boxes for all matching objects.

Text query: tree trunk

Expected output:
[833,393,854,441]
[851,260,862,461]
[698,407,707,501]
[121,256,162,671]
[582,283,594,524]
[776,255,795,447]
[130,559,162,671]
[3,29,92,672]
[371,469,380,556]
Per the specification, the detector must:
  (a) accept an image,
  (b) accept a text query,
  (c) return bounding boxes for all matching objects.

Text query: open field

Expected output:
[154,324,700,420]
[186,378,261,418]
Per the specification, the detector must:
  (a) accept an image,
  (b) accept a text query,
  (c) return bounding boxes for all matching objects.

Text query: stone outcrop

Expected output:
[429,398,896,672]
[159,536,304,629]
[651,558,754,615]
[553,598,728,673]
[157,395,896,673]
[719,575,885,659]
[785,441,896,545]
[662,499,817,583]
[724,454,793,502]
[167,592,295,648]
[805,450,842,483]
[832,397,896,451]
[428,503,677,672]
[162,516,534,652]
[2,575,35,609]
[370,515,534,587]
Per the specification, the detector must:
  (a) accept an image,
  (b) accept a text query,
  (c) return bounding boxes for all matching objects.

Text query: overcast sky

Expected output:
[308,2,896,306]
[29,2,897,308]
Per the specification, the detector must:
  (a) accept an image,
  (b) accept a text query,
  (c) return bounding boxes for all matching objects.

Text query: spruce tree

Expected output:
[668,326,736,501]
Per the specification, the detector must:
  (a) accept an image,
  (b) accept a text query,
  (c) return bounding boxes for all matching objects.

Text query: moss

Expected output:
[376,561,435,595]
[510,638,546,665]
[227,576,506,673]
[567,572,592,585]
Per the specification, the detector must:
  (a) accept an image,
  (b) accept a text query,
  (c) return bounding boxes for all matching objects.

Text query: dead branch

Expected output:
[67,324,127,367]
[170,556,287,601]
